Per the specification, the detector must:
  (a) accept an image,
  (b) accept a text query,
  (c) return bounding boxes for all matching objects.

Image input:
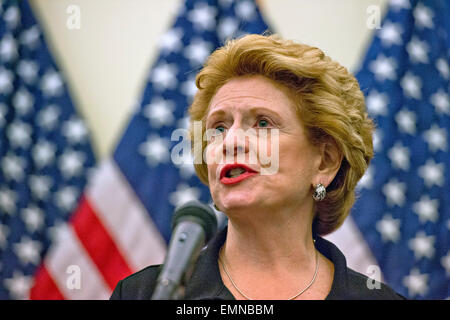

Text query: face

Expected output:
[205,75,323,218]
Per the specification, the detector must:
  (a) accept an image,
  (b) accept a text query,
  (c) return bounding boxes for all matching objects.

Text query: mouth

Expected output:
[220,163,258,185]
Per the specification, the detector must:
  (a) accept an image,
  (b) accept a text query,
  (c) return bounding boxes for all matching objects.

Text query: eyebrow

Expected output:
[206,106,281,122]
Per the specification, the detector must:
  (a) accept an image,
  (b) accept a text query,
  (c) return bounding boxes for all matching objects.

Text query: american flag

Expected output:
[329,0,449,299]
[24,0,269,299]
[0,0,96,299]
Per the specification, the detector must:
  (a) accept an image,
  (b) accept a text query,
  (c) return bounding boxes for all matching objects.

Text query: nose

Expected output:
[222,125,250,159]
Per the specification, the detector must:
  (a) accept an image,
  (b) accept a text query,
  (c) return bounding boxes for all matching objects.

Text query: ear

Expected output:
[314,138,343,188]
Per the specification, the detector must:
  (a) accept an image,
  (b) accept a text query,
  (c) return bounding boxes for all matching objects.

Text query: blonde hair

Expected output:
[188,34,374,236]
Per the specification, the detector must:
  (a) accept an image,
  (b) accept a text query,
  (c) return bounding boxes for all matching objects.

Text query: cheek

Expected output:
[256,131,280,175]
[206,163,218,195]
[206,144,221,184]
[205,140,223,169]
[278,138,317,178]
[256,132,271,157]
[206,160,216,181]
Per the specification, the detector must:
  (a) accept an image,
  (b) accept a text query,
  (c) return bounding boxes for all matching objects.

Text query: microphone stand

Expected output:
[151,219,206,300]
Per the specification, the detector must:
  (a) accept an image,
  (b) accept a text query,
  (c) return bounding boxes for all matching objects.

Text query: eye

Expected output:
[214,125,226,134]
[256,117,272,128]
[258,119,269,127]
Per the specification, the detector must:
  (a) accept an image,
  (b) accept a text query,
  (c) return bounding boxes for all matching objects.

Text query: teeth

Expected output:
[228,168,246,178]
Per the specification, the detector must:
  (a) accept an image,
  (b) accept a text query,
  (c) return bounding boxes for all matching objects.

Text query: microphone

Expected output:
[151,200,218,300]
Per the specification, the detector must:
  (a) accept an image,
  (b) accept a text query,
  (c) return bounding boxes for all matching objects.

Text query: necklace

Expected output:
[218,246,319,300]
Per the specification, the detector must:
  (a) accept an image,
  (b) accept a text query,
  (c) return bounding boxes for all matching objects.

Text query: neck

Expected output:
[222,206,316,274]
[218,205,335,300]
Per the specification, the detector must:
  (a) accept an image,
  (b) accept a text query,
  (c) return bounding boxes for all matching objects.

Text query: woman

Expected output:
[111,34,404,300]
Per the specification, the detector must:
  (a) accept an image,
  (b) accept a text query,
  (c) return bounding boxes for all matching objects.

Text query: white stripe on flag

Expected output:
[45,224,111,300]
[324,216,383,280]
[86,159,167,272]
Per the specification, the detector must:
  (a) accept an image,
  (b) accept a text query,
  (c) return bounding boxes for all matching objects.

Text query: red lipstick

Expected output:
[220,163,258,185]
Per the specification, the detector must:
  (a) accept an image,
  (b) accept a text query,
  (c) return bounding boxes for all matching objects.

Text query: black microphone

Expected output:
[151,200,218,300]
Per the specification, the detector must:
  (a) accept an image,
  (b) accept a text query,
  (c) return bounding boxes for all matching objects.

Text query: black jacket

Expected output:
[110,227,405,300]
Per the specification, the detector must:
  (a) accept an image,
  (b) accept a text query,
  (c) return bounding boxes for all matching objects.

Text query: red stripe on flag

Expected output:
[30,265,65,300]
[71,196,133,290]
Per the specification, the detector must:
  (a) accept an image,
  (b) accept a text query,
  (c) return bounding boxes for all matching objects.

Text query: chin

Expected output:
[211,182,264,212]
[216,195,259,213]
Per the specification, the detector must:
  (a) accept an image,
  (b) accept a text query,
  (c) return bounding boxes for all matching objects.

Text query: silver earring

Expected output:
[313,183,326,201]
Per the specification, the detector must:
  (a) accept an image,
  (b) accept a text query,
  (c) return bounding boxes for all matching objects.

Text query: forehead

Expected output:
[207,75,297,116]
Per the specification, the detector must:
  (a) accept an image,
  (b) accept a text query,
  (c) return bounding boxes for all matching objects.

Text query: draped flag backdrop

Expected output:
[0,0,448,300]
[352,0,449,299]
[329,0,449,300]
[0,0,96,299]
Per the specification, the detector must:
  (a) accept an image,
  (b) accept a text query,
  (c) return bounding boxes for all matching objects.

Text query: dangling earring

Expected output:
[313,183,326,201]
